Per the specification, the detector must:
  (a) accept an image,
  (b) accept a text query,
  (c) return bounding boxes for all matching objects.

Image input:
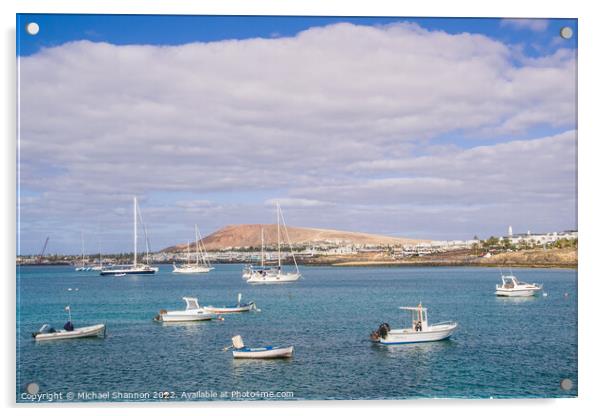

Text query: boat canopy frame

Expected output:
[183,297,201,310]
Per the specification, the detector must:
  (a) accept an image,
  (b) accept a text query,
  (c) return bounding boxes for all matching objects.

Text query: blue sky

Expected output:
[17,14,576,57]
[17,15,577,254]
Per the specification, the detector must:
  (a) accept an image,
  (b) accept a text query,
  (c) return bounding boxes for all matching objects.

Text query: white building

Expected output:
[507,230,577,246]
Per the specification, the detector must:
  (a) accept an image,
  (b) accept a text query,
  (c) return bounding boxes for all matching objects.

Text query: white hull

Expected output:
[203,303,254,313]
[232,346,294,359]
[495,275,542,297]
[155,311,214,322]
[100,266,158,275]
[378,323,457,344]
[495,288,540,297]
[172,265,214,274]
[34,324,106,341]
[246,272,301,284]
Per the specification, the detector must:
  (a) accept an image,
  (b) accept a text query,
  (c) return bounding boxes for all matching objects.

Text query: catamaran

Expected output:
[370,303,458,345]
[100,197,158,275]
[243,203,301,284]
[172,225,214,274]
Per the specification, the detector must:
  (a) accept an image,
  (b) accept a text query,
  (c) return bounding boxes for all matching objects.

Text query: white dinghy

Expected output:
[32,306,106,341]
[203,293,257,314]
[154,297,215,322]
[370,303,457,345]
[226,335,294,359]
[495,274,542,297]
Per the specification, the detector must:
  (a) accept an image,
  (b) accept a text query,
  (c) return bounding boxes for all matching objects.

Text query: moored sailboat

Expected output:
[74,232,92,271]
[100,197,158,275]
[243,203,301,284]
[172,225,214,274]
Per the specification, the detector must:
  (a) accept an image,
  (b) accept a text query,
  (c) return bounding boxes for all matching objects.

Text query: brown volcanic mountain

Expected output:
[163,224,428,252]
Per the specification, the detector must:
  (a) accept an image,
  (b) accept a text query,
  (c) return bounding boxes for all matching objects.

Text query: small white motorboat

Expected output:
[203,293,257,314]
[32,306,106,341]
[114,273,126,277]
[227,335,294,359]
[495,274,542,297]
[370,303,457,345]
[154,297,215,322]
[33,323,106,341]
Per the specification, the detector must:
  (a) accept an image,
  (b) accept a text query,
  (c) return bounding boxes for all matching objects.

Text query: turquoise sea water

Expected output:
[16,265,577,401]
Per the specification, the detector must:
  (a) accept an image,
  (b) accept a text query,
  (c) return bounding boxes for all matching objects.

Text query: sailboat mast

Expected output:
[261,227,265,267]
[98,235,102,268]
[278,205,300,274]
[277,202,281,269]
[80,231,85,264]
[195,225,201,266]
[133,197,137,267]
[196,225,211,267]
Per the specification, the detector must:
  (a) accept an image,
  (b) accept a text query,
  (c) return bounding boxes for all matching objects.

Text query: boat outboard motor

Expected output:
[32,324,53,338]
[379,323,391,338]
[64,321,74,332]
[374,323,390,339]
[370,323,391,341]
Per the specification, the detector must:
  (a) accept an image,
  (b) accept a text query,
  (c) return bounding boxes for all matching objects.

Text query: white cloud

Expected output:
[300,130,576,205]
[500,19,549,32]
[265,198,333,208]
[17,22,576,252]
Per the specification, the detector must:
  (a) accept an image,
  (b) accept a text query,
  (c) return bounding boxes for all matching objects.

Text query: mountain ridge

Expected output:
[162,224,428,252]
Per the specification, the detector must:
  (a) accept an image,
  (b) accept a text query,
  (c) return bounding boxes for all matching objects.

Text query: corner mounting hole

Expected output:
[26,22,40,36]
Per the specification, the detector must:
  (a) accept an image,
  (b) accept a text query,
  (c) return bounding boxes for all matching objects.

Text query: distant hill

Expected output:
[162,224,428,252]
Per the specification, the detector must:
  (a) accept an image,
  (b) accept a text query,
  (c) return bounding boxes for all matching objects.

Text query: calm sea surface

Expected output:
[16,264,577,401]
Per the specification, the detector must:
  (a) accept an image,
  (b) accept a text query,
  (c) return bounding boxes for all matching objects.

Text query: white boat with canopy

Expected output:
[226,335,294,359]
[100,197,158,276]
[244,203,301,284]
[495,274,542,297]
[370,303,457,345]
[203,293,257,313]
[172,225,214,274]
[32,306,106,341]
[154,297,215,322]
